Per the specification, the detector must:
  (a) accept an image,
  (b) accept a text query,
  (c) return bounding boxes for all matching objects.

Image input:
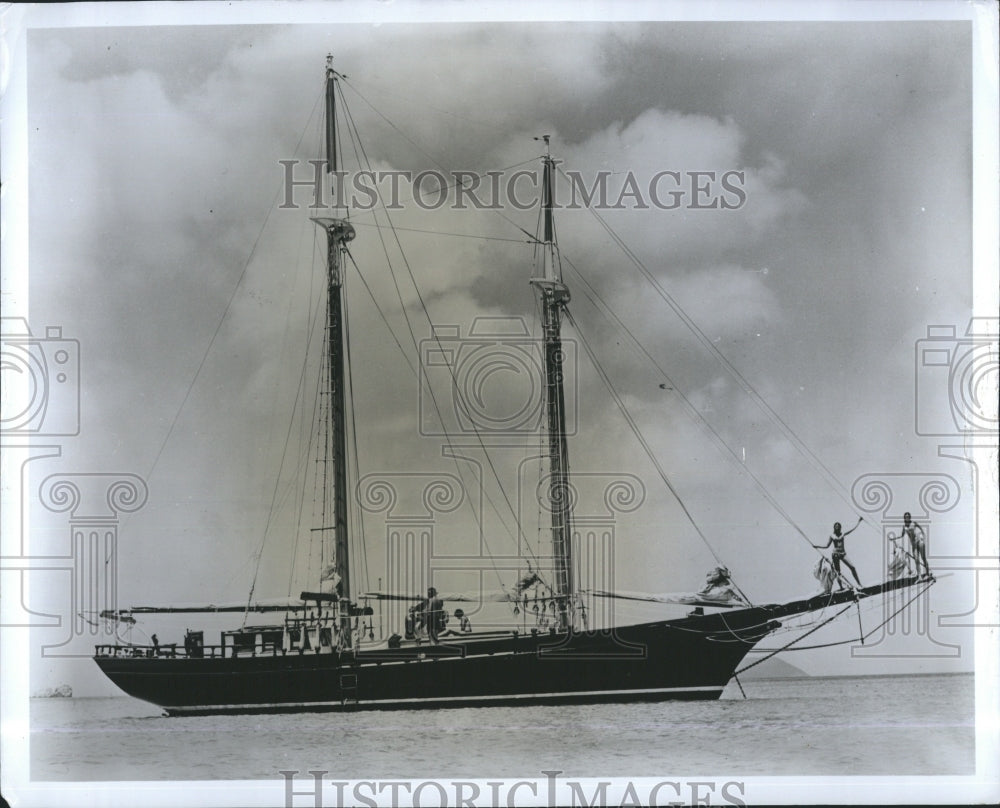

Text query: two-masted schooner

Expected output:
[93,58,932,715]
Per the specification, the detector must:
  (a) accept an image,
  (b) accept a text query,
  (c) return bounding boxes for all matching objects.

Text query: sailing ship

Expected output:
[93,58,933,715]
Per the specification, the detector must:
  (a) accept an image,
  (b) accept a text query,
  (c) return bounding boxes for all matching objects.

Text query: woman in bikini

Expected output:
[813,516,863,588]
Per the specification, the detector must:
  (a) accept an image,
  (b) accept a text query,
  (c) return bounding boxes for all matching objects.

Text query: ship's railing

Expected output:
[93,642,344,659]
[95,643,226,659]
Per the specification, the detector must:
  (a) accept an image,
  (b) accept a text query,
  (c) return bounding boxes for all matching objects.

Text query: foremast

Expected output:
[530,136,575,631]
[311,55,356,647]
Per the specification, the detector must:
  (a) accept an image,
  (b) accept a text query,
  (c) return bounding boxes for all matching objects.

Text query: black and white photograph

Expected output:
[1,1,997,806]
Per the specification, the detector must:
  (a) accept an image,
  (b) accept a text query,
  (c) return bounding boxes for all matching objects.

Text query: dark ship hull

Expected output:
[93,580,915,715]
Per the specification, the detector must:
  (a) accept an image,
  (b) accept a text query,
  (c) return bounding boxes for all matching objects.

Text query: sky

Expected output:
[4,9,995,700]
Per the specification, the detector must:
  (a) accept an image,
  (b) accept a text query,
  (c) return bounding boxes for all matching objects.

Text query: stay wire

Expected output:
[245,87,328,620]
[747,579,934,654]
[734,604,854,677]
[141,83,325,502]
[558,166,870,534]
[560,253,817,552]
[350,220,531,245]
[336,86,548,593]
[563,307,751,605]
[288,228,327,598]
[243,267,326,626]
[343,248,416,376]
[342,255,371,597]
[342,78,542,256]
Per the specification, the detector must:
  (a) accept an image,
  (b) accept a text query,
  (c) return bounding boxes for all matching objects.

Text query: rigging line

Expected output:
[338,89,549,587]
[313,100,337,595]
[341,77,505,133]
[286,139,326,599]
[560,253,817,551]
[243,262,325,626]
[255,114,331,613]
[288,233,325,597]
[342,78,539,202]
[563,307,751,604]
[733,604,854,677]
[138,82,326,501]
[708,597,886,644]
[739,581,933,663]
[344,158,542,225]
[530,295,546,568]
[751,583,934,650]
[341,77,455,175]
[334,78,348,216]
[337,94,497,558]
[344,248,416,376]
[342,259,371,596]
[558,168,866,526]
[347,249,579,580]
[350,220,532,244]
[310,265,330,587]
[336,80,364,220]
[709,581,900,644]
[340,80,544,257]
[314,242,335,588]
[336,101,555,589]
[296,107,334,578]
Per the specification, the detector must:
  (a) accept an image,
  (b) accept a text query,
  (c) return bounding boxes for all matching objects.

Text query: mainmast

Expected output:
[312,55,356,644]
[530,136,575,631]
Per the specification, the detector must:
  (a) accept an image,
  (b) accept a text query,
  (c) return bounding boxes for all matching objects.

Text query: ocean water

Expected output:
[29,673,974,782]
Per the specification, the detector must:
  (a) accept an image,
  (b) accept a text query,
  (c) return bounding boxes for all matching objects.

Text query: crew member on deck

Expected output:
[410,587,446,642]
[443,608,472,636]
[898,512,932,579]
[812,517,863,589]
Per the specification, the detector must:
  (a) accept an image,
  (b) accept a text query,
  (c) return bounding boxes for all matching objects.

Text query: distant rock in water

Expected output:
[739,657,809,679]
[32,684,73,698]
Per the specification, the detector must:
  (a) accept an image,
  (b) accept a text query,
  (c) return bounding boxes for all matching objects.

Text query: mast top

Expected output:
[325,54,347,81]
[530,134,565,289]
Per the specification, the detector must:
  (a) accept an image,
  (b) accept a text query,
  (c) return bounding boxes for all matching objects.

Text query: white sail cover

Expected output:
[813,557,837,594]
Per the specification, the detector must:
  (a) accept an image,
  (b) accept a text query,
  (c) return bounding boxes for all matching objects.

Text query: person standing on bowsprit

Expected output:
[813,517,863,589]
[898,511,933,579]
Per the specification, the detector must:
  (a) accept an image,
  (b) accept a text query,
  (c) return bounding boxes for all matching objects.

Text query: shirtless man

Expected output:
[813,516,863,588]
[897,511,932,579]
[410,587,445,642]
